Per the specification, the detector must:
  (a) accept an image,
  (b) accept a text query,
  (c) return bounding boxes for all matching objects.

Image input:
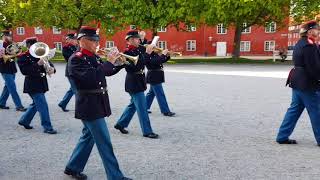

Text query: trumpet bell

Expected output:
[30,42,50,58]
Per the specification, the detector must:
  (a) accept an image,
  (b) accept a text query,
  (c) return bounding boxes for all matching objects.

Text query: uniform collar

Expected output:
[127,45,138,51]
[80,48,95,56]
[307,37,316,44]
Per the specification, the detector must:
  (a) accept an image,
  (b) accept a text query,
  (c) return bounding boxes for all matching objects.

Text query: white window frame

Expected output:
[265,22,276,33]
[130,25,136,30]
[17,27,25,35]
[52,26,61,34]
[158,41,167,49]
[240,41,251,52]
[34,27,43,35]
[157,26,167,32]
[264,41,275,51]
[242,23,251,33]
[186,25,196,32]
[186,40,196,51]
[217,23,227,34]
[54,42,62,51]
[106,41,114,48]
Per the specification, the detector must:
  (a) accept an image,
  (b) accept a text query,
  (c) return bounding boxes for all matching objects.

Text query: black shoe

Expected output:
[277,139,297,144]
[143,133,159,139]
[114,125,129,134]
[16,107,27,112]
[58,104,69,112]
[147,110,152,114]
[64,168,88,180]
[163,112,176,117]
[18,122,33,129]
[44,129,57,134]
[122,177,133,180]
[0,105,9,109]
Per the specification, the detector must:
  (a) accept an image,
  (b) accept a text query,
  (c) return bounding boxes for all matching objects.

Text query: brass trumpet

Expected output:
[97,48,139,65]
[140,44,182,56]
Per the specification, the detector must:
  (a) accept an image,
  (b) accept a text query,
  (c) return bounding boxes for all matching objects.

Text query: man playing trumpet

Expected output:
[17,37,57,134]
[0,30,26,111]
[114,30,159,139]
[64,26,131,180]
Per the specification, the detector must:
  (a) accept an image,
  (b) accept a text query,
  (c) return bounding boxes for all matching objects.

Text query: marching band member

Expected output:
[139,30,148,45]
[17,37,57,134]
[114,30,159,139]
[0,30,26,111]
[276,20,320,145]
[58,33,78,112]
[64,26,131,180]
[145,44,176,117]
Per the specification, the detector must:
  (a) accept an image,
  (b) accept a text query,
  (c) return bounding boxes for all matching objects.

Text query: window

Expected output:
[157,26,167,32]
[158,41,167,49]
[34,27,43,34]
[17,27,25,35]
[264,41,275,51]
[52,26,61,34]
[288,34,291,38]
[106,41,114,48]
[288,41,292,46]
[186,40,196,51]
[54,42,62,51]
[186,25,196,32]
[240,41,250,52]
[130,25,136,30]
[217,23,227,34]
[242,23,251,33]
[265,22,276,33]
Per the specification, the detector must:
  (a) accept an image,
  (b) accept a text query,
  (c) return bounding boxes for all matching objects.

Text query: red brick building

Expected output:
[9,22,289,56]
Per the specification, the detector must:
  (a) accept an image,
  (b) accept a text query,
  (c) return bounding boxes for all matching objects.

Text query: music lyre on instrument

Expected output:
[2,42,24,63]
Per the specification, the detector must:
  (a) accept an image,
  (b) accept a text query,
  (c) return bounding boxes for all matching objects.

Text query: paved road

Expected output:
[1,63,319,180]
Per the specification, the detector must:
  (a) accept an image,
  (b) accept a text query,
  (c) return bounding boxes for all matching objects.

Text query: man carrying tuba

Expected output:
[0,30,26,111]
[16,37,57,134]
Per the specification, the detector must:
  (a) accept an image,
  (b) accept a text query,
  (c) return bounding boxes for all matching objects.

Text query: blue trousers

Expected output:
[58,77,76,109]
[116,92,153,135]
[0,73,23,108]
[19,93,53,130]
[145,83,171,113]
[66,118,124,180]
[276,89,320,144]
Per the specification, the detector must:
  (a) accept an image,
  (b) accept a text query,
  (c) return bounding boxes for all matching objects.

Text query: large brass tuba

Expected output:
[29,42,55,77]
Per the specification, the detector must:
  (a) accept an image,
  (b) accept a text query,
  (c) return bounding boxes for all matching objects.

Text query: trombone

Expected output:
[97,47,139,65]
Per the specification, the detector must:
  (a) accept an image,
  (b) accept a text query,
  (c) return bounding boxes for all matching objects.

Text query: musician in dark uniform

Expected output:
[114,30,159,139]
[17,37,57,134]
[0,30,26,111]
[276,20,320,145]
[145,45,176,117]
[64,26,131,180]
[139,30,148,45]
[58,33,78,112]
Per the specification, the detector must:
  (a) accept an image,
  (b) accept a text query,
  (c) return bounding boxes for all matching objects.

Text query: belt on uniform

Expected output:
[78,87,108,94]
[130,70,145,75]
[149,68,163,72]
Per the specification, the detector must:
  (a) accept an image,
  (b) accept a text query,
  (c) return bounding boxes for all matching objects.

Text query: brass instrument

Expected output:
[2,42,24,63]
[140,44,182,56]
[97,47,139,65]
[29,42,55,77]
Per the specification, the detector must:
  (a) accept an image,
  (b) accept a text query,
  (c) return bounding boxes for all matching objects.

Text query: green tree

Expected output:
[2,0,123,34]
[291,0,320,23]
[202,0,290,58]
[115,0,202,37]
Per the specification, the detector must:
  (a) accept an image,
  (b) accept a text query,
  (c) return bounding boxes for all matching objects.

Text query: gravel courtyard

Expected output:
[1,63,319,180]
